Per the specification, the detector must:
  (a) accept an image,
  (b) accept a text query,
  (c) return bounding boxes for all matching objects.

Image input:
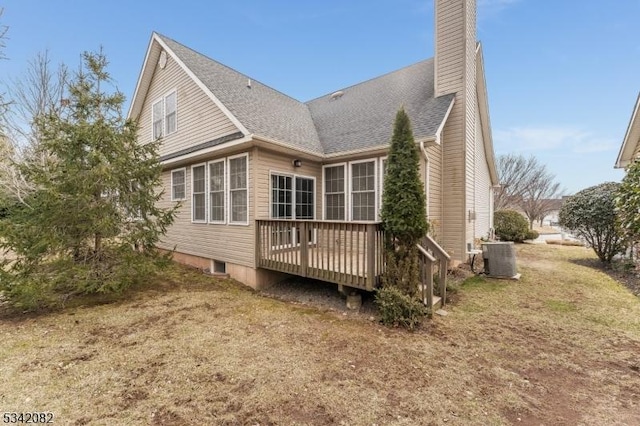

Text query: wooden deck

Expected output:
[255,219,449,309]
[256,220,383,290]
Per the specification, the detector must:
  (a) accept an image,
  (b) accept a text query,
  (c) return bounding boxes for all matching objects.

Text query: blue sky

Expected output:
[1,0,638,194]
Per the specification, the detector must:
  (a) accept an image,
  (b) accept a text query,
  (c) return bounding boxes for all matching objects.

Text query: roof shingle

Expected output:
[158,34,454,156]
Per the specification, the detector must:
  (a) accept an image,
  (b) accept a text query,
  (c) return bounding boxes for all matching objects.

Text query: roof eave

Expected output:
[128,33,251,138]
[433,96,456,145]
[615,92,640,169]
[476,43,499,185]
[127,32,160,120]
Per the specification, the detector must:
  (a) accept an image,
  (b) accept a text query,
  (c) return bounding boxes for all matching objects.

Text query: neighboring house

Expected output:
[615,92,640,169]
[128,0,498,291]
[539,198,565,227]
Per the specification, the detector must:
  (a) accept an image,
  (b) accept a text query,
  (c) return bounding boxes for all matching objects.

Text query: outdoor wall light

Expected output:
[292,159,302,168]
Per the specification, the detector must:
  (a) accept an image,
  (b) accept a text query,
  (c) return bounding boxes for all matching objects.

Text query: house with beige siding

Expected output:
[128,0,498,300]
[615,93,640,169]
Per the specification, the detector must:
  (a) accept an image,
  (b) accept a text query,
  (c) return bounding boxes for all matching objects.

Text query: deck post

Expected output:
[439,258,447,305]
[255,220,261,268]
[425,259,434,309]
[366,223,376,291]
[299,221,308,277]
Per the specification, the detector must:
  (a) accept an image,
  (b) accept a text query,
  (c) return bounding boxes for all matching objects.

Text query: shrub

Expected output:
[0,247,171,311]
[559,182,626,263]
[375,286,428,330]
[525,230,539,240]
[380,108,428,295]
[494,210,529,242]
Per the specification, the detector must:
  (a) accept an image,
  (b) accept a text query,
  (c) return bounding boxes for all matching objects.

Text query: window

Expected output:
[129,180,142,220]
[152,100,163,139]
[351,161,376,221]
[152,90,177,140]
[192,164,206,222]
[165,92,177,135]
[271,174,293,219]
[171,168,186,201]
[270,174,314,220]
[209,160,225,223]
[295,177,314,220]
[228,155,248,224]
[379,157,388,212]
[323,165,345,220]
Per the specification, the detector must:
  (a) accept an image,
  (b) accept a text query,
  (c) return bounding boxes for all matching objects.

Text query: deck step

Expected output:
[420,295,442,309]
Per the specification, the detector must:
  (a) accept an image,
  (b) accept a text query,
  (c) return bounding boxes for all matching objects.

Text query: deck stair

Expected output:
[417,235,450,311]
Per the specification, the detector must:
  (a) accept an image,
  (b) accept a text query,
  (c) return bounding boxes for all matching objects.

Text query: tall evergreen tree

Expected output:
[380,108,429,295]
[0,51,177,309]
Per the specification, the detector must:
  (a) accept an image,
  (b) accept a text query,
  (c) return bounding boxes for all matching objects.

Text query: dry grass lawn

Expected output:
[1,244,639,425]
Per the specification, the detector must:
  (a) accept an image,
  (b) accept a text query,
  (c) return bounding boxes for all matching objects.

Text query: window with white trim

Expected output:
[152,100,163,139]
[165,92,177,135]
[192,164,206,222]
[270,174,315,220]
[271,174,293,219]
[351,161,376,221]
[323,165,345,220]
[229,155,248,224]
[379,157,388,213]
[171,168,186,201]
[152,90,177,140]
[295,177,314,219]
[209,160,225,223]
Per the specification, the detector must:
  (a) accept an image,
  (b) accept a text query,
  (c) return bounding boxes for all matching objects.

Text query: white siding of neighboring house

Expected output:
[136,49,240,158]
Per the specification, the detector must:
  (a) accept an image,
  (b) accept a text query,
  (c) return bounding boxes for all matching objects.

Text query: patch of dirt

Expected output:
[260,277,378,319]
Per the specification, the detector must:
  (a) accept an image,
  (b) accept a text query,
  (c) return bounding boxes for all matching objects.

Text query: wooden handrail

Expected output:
[417,243,435,309]
[417,243,436,262]
[422,235,450,260]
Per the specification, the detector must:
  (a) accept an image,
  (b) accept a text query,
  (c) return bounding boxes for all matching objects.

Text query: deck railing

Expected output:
[256,219,384,290]
[419,235,451,307]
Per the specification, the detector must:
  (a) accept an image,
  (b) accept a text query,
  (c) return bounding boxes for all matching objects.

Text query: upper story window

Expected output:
[152,90,177,140]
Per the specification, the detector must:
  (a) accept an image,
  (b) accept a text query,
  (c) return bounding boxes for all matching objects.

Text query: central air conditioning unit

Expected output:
[482,242,519,279]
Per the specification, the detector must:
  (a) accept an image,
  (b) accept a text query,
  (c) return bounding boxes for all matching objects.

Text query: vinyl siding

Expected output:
[157,151,255,268]
[464,0,478,251]
[474,103,492,239]
[435,0,465,97]
[436,0,477,261]
[426,143,443,242]
[255,148,323,221]
[136,50,239,158]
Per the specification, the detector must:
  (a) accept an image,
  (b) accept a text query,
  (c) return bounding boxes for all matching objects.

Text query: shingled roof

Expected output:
[306,60,454,154]
[158,34,454,156]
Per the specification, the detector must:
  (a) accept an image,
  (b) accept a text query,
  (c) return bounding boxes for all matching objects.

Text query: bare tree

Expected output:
[0,8,9,117]
[520,170,562,228]
[0,51,68,207]
[495,153,563,228]
[494,154,542,210]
